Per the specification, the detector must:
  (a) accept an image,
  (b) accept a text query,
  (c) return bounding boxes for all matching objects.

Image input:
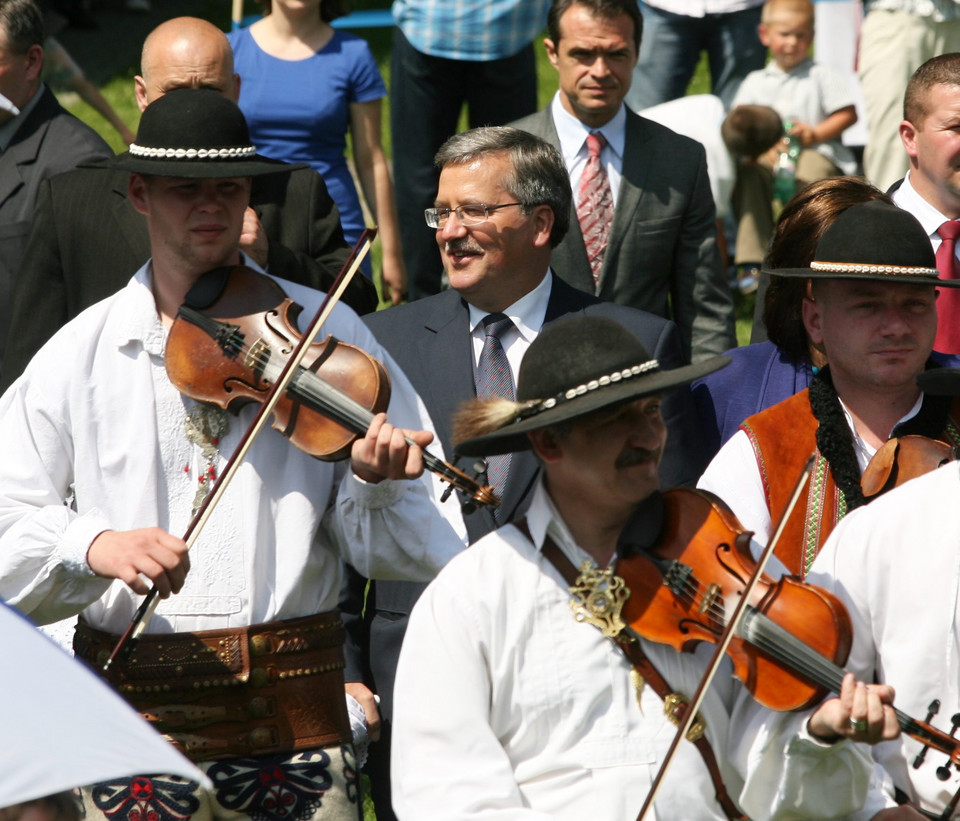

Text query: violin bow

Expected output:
[635,454,816,821]
[103,228,376,671]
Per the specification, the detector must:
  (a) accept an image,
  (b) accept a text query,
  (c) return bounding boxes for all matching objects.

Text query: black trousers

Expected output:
[390,27,539,300]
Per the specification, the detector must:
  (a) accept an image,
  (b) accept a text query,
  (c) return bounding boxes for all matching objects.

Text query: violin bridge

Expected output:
[568,561,630,638]
[244,338,270,378]
[663,692,706,743]
[699,582,722,616]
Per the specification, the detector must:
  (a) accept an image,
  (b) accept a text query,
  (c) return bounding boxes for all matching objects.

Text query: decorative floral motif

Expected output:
[90,776,201,821]
[207,751,333,821]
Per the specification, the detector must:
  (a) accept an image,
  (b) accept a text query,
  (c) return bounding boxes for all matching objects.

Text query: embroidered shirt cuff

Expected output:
[59,509,113,577]
[345,471,407,509]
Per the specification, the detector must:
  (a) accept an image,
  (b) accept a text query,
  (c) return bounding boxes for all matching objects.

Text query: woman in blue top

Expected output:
[229,0,406,303]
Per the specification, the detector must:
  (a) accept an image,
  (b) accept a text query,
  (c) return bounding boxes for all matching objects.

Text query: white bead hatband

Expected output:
[517,359,660,420]
[810,260,939,277]
[128,143,258,160]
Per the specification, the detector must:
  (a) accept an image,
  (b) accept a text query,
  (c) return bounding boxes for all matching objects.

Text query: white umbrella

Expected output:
[0,601,210,806]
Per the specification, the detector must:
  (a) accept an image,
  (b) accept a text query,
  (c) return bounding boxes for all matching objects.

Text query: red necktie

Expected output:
[935,220,960,353]
[577,132,615,287]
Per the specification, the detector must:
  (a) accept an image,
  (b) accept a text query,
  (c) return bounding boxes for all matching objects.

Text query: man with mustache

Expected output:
[390,314,897,820]
[340,125,707,820]
[699,200,960,583]
[510,0,735,362]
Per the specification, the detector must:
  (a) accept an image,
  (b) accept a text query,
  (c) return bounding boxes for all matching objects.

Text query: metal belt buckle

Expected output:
[663,692,706,742]
[568,561,629,638]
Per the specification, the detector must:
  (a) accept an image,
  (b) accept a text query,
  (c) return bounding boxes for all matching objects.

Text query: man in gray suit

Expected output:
[342,126,708,821]
[511,0,736,363]
[0,0,111,375]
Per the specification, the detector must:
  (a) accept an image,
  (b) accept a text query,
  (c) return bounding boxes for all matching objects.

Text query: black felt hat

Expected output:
[454,316,729,457]
[763,199,960,287]
[90,89,304,178]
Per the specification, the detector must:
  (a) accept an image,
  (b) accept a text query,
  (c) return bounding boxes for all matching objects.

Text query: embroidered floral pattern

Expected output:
[207,751,334,821]
[91,776,201,821]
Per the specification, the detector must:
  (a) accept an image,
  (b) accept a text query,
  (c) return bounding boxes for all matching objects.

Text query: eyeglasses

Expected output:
[424,202,524,228]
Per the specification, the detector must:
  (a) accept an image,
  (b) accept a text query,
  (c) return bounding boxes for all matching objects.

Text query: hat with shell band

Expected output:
[762,199,960,287]
[90,88,306,178]
[453,316,729,457]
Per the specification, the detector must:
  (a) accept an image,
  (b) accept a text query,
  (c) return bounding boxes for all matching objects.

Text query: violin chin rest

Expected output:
[184,266,236,310]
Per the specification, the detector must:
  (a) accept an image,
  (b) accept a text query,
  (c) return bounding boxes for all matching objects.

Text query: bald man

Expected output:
[1,16,377,390]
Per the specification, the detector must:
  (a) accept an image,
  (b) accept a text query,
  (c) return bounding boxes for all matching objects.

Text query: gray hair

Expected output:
[0,0,44,53]
[434,127,572,247]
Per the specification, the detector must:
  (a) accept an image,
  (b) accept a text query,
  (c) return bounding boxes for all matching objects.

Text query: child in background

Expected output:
[729,0,858,279]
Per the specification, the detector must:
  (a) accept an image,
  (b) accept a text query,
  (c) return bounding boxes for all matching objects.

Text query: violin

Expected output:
[861,435,959,499]
[616,487,960,773]
[164,264,498,510]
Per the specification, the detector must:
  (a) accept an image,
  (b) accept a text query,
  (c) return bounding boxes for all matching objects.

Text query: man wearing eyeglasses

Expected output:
[340,125,708,821]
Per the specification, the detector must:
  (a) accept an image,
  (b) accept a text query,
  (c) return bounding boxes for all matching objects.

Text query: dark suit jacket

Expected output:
[341,273,709,722]
[510,106,736,363]
[1,162,376,390]
[0,85,112,373]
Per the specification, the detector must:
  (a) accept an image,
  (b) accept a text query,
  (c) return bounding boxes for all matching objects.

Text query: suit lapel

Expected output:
[495,275,598,523]
[416,292,476,455]
[599,111,653,289]
[533,110,595,295]
[0,94,54,211]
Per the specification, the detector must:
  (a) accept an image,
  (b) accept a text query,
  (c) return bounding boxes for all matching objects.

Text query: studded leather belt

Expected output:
[74,611,351,763]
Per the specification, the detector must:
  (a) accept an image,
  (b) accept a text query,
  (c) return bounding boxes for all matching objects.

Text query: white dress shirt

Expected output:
[894,172,959,263]
[551,92,626,206]
[392,479,877,821]
[808,462,960,817]
[642,0,763,15]
[0,260,464,634]
[467,269,551,383]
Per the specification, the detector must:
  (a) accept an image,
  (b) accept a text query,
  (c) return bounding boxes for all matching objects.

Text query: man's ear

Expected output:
[134,75,149,112]
[900,119,920,162]
[528,427,562,463]
[532,205,555,248]
[128,174,150,215]
[24,44,43,82]
[544,37,559,70]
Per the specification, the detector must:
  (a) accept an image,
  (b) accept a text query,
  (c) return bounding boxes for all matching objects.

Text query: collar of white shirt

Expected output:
[551,91,627,173]
[467,268,552,375]
[112,251,267,356]
[892,172,954,249]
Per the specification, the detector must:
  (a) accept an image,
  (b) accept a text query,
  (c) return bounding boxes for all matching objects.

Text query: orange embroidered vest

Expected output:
[740,390,960,578]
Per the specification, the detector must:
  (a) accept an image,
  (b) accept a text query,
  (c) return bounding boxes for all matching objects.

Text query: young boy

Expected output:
[729,0,858,277]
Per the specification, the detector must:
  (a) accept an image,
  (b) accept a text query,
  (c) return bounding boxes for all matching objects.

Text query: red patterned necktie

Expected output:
[577,131,615,286]
[935,220,960,354]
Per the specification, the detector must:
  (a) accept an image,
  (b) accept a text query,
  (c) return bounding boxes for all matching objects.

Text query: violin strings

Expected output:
[662,560,922,736]
[189,314,474,490]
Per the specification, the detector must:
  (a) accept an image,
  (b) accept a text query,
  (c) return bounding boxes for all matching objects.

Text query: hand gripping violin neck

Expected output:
[165,264,498,511]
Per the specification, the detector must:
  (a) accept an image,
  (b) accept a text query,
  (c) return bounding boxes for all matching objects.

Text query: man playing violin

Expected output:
[805,366,960,820]
[699,200,960,580]
[390,314,899,821]
[340,125,710,821]
[0,89,463,820]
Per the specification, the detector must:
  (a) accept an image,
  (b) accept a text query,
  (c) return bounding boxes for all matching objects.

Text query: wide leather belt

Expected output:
[74,611,351,763]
